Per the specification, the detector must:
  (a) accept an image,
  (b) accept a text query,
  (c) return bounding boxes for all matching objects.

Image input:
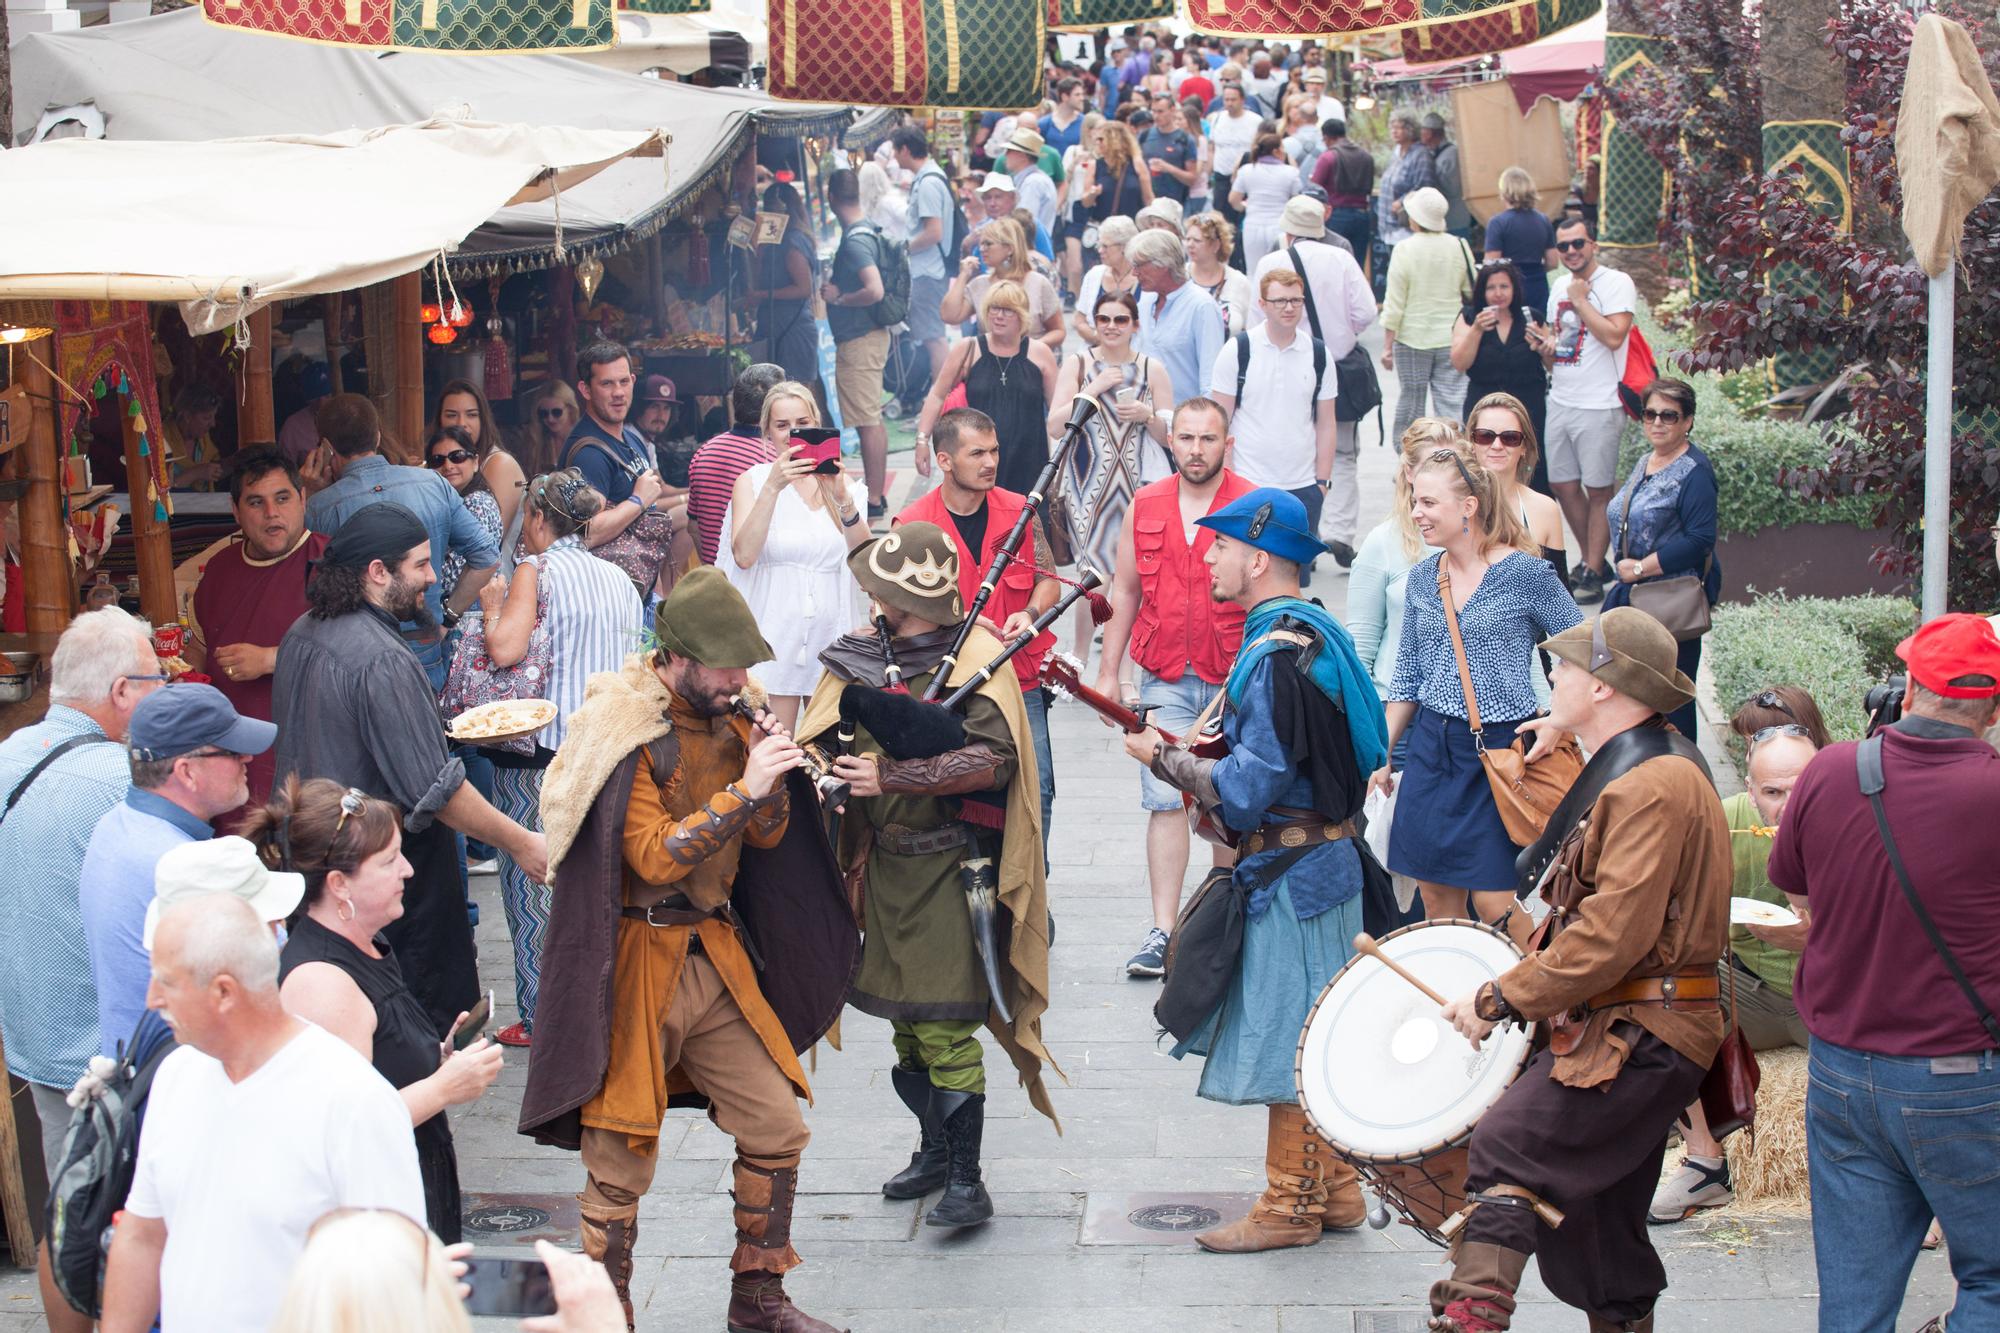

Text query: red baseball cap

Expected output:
[1895,613,2000,698]
[639,374,678,406]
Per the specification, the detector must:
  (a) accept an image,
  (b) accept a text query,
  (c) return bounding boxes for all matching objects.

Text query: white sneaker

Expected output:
[1648,1154,1733,1224]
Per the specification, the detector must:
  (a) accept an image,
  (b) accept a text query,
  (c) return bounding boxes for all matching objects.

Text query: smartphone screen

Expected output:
[789,427,844,475]
[462,1257,557,1317]
[453,990,494,1051]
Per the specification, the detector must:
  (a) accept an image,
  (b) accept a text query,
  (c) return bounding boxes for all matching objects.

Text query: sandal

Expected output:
[493,1021,533,1048]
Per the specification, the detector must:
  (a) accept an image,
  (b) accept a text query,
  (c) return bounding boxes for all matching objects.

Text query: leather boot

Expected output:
[1290,1105,1365,1230]
[924,1090,995,1228]
[579,1205,638,1332]
[1586,1315,1655,1332]
[881,1064,948,1199]
[726,1271,849,1333]
[1195,1103,1324,1253]
[730,1160,804,1276]
[1427,1240,1531,1331]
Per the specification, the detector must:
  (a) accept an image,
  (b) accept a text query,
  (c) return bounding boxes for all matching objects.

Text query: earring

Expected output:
[337,898,355,923]
[1461,515,1470,535]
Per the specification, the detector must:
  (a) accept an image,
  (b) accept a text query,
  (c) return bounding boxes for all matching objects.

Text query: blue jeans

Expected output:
[1019,683,1056,859]
[1807,1037,2000,1332]
[1327,206,1372,274]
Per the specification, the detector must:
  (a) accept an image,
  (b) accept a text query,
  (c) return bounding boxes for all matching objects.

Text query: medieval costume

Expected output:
[1140,488,1390,1254]
[518,567,857,1333]
[1429,609,1731,1333]
[797,523,1059,1231]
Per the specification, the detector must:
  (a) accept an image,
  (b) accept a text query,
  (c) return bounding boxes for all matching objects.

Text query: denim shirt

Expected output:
[305,456,501,630]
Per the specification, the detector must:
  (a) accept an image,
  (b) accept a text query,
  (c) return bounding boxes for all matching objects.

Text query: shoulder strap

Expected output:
[1858,735,2000,1046]
[1286,244,1324,344]
[643,731,682,792]
[1616,458,1644,560]
[1513,724,1706,894]
[1309,336,1326,425]
[3,734,116,823]
[1435,561,1484,735]
[1234,331,1250,402]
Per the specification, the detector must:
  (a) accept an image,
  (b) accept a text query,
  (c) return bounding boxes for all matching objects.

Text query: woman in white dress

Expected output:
[714,381,871,729]
[1229,132,1302,269]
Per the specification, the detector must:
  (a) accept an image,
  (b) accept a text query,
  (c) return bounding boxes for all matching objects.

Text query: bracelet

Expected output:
[841,507,862,528]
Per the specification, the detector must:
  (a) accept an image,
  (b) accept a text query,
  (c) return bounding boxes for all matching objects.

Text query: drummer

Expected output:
[1431,609,1731,1333]
[1122,488,1390,1254]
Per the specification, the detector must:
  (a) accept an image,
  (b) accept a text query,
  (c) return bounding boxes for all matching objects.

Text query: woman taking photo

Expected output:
[944,218,1067,350]
[1074,215,1142,346]
[1228,132,1299,269]
[430,378,526,534]
[471,469,636,1046]
[523,381,580,480]
[915,282,1060,496]
[1603,377,1721,739]
[1185,212,1253,336]
[1374,445,1582,924]
[744,181,826,408]
[1451,262,1549,477]
[716,382,871,730]
[252,780,504,1242]
[1483,166,1560,315]
[1382,187,1475,444]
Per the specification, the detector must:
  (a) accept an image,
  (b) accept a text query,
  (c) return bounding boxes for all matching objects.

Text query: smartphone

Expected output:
[453,990,494,1051]
[789,427,844,475]
[462,1256,557,1317]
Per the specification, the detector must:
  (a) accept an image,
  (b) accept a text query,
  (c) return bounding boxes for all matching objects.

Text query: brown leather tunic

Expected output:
[621,696,788,911]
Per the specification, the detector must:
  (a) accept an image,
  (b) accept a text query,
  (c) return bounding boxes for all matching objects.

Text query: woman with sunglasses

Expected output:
[429,378,525,536]
[1452,262,1549,488]
[1465,393,1567,584]
[1603,377,1720,738]
[524,382,581,480]
[424,427,505,595]
[251,778,505,1242]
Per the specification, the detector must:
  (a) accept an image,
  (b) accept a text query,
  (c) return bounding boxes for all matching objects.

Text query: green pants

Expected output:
[892,1019,986,1093]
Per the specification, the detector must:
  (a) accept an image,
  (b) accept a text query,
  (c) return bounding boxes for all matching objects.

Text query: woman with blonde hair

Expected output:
[523,380,580,479]
[1059,114,1106,298]
[1482,165,1560,313]
[914,281,1059,494]
[1073,214,1142,345]
[268,1209,471,1333]
[1465,391,1567,583]
[1184,211,1253,335]
[942,217,1066,349]
[1348,418,1458,705]
[1087,120,1154,226]
[1372,443,1583,923]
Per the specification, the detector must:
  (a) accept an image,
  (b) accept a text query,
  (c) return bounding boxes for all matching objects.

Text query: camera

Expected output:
[1864,674,1906,734]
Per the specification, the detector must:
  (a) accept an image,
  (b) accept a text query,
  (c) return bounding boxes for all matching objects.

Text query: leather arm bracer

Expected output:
[877,744,1007,796]
[1148,743,1222,816]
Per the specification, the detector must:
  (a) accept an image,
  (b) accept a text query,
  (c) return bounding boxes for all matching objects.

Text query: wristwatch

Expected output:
[1316,478,1331,492]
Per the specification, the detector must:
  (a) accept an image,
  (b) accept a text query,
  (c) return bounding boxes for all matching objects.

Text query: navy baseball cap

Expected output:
[130,683,277,762]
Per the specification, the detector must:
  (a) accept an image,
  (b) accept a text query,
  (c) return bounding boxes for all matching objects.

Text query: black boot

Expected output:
[882,1065,948,1199]
[924,1090,994,1228]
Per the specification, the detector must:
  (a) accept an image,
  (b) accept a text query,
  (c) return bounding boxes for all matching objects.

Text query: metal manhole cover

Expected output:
[465,1204,553,1233]
[1126,1202,1224,1232]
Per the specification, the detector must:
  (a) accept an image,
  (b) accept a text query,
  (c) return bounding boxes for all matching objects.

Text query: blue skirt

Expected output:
[1170,880,1360,1107]
[1387,705,1526,892]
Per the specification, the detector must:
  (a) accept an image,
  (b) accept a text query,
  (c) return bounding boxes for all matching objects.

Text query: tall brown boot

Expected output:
[1195,1103,1325,1253]
[726,1160,846,1333]
[1427,1241,1531,1331]
[579,1204,638,1332]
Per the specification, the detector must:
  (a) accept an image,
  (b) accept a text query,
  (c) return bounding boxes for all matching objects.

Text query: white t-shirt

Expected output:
[1546,265,1637,410]
[1205,323,1337,490]
[1208,109,1261,178]
[125,1022,425,1333]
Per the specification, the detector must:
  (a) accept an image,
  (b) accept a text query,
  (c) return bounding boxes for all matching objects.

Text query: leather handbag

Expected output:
[1438,562,1584,845]
[1697,960,1761,1141]
[1616,463,1713,642]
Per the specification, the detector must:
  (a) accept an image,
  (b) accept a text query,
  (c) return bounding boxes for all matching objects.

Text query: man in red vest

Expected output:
[896,408,1061,851]
[1095,397,1253,977]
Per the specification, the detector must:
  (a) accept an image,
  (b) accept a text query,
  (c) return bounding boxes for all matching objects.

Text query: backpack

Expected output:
[46,1009,178,1318]
[1234,329,1328,424]
[861,224,912,329]
[1616,322,1659,420]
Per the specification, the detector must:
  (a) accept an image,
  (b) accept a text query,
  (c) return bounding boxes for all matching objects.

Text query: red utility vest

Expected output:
[1128,469,1254,686]
[896,485,1052,688]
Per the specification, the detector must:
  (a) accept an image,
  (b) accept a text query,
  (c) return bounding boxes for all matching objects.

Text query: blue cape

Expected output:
[1225,597,1389,776]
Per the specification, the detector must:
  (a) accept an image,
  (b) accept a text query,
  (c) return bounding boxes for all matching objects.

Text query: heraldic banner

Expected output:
[768,0,1045,109]
[1600,30,1670,247]
[201,0,614,51]
[1764,119,1851,391]
[625,0,711,12]
[1400,0,1598,66]
[1190,0,1535,41]
[1051,0,1174,30]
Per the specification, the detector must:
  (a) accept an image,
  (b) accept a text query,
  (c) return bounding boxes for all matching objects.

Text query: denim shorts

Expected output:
[906,274,949,345]
[1136,666,1225,812]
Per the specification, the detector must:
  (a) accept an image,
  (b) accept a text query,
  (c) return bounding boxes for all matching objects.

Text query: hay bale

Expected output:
[1725,1046,1811,1212]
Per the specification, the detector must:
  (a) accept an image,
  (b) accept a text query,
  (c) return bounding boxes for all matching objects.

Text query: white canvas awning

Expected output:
[0,119,667,333]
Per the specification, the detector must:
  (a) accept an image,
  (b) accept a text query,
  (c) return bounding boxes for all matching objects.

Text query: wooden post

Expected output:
[17,350,74,634]
[325,292,347,395]
[238,306,276,444]
[121,403,176,627]
[391,272,425,464]
[645,234,667,335]
[0,1044,37,1269]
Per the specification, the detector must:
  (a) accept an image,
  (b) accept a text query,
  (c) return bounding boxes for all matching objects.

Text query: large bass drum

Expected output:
[1295,919,1532,1246]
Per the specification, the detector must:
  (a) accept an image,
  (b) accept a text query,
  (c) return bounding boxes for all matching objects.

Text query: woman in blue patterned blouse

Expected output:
[1604,378,1721,740]
[1371,445,1584,923]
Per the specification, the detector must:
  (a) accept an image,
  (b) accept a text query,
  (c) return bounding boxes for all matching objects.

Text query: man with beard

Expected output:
[187,447,326,811]
[797,525,1058,1231]
[1120,488,1387,1253]
[273,503,547,1035]
[1094,398,1253,977]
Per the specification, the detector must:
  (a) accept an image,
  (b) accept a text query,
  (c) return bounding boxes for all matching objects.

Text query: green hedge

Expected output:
[1707,592,1917,748]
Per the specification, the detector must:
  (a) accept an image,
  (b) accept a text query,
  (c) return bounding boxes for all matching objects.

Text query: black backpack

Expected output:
[1233,329,1328,424]
[45,1010,177,1317]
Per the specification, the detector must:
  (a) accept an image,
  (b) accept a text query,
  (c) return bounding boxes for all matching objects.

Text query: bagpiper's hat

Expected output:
[1195,487,1328,567]
[651,566,773,668]
[849,523,965,623]
[1541,608,1696,716]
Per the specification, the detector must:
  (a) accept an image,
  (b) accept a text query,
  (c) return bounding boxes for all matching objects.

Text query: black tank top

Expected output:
[965,334,1050,497]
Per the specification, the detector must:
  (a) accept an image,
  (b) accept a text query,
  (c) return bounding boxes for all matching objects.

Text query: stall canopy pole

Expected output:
[393,272,425,465]
[18,352,75,634]
[239,307,276,445]
[1921,262,1952,621]
[120,405,177,627]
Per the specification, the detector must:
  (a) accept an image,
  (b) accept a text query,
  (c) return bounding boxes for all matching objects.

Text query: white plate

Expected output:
[1730,898,1800,928]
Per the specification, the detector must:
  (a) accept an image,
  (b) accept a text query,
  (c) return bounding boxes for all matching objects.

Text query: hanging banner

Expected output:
[1764,118,1851,390]
[199,0,615,52]
[1188,0,1531,42]
[1399,0,1597,65]
[1599,31,1670,248]
[625,0,711,11]
[1052,0,1174,30]
[768,0,1045,110]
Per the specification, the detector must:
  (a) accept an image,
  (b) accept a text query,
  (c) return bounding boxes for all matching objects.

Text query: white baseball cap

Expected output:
[144,836,306,949]
[978,171,1019,196]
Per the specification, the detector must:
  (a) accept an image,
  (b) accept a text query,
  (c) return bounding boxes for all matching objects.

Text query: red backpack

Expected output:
[1616,323,1659,419]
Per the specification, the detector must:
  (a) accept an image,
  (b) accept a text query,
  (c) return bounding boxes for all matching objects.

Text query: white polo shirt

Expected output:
[1205,323,1338,491]
[1247,239,1377,358]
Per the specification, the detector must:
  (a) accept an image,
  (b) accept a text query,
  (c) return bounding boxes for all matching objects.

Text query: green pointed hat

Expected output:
[652,566,773,668]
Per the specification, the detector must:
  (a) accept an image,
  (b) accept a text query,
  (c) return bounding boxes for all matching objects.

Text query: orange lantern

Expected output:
[447,301,475,328]
[427,324,458,345]
[419,302,443,323]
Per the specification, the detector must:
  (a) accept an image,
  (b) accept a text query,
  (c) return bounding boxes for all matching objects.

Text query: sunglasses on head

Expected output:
[1555,238,1591,253]
[1641,408,1685,424]
[1470,427,1526,448]
[426,449,476,467]
[334,787,368,834]
[1742,690,1798,718]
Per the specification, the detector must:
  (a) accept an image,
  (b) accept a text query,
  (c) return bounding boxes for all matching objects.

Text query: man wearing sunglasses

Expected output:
[1527,218,1635,605]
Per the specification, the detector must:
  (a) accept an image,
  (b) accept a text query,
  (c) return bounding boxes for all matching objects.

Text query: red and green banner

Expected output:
[1049,0,1174,30]
[1399,0,1597,64]
[768,0,1045,110]
[625,0,711,11]
[200,0,614,52]
[1190,0,1533,41]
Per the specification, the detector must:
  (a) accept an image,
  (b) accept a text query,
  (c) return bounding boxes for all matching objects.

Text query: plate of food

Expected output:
[448,700,557,746]
[1730,898,1800,928]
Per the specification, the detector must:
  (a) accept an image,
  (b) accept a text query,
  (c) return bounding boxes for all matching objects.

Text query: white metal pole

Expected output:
[1922,261,1953,621]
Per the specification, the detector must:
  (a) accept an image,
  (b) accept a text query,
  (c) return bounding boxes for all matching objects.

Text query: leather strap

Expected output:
[1242,816,1356,856]
[621,901,719,927]
[1586,970,1720,1011]
[1436,561,1485,739]
[1514,723,1712,896]
[874,822,972,857]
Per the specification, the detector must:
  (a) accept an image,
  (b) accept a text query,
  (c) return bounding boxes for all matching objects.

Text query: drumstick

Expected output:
[1352,933,1448,1007]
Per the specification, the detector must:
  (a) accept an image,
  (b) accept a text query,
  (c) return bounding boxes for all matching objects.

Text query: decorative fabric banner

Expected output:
[1051,0,1173,30]
[1189,0,1535,41]
[199,0,614,53]
[768,0,1045,110]
[1600,31,1670,248]
[625,0,710,11]
[1400,0,1597,65]
[1764,119,1851,391]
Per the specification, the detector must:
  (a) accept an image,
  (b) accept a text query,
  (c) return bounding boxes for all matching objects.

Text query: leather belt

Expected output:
[875,822,971,857]
[1587,970,1721,1012]
[621,897,719,928]
[1242,816,1356,856]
